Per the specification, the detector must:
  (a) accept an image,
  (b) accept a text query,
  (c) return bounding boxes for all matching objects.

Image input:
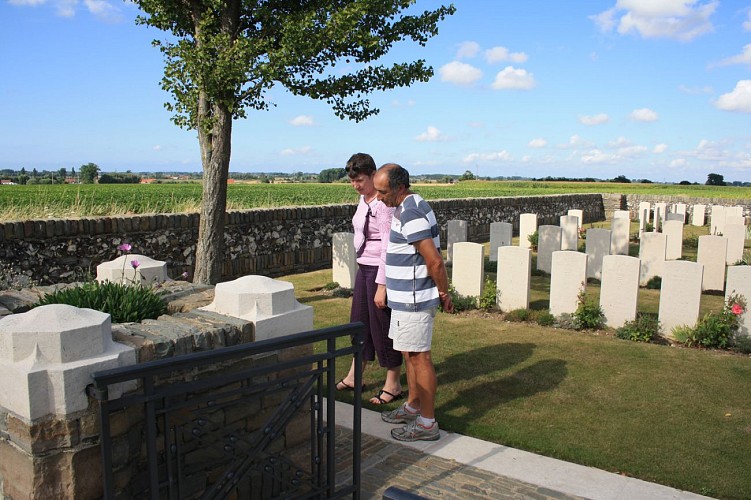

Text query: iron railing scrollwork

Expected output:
[88,322,364,499]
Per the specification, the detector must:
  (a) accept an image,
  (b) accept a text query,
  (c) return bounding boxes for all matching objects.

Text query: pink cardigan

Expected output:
[352,195,394,285]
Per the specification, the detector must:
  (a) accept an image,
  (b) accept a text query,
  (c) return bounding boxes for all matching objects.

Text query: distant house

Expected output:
[140,178,157,184]
[0,180,16,185]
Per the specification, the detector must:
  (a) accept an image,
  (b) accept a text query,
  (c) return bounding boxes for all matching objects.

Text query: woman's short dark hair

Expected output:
[345,153,376,179]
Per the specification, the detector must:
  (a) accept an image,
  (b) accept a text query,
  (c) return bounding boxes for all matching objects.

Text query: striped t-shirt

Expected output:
[385,193,441,312]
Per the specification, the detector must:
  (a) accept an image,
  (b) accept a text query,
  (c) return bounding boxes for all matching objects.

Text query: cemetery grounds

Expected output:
[282,221,751,500]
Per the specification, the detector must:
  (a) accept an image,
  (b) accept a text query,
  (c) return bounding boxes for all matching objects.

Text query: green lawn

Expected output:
[280,232,751,499]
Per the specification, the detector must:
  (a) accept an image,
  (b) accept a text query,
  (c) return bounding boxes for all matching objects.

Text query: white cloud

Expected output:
[439,61,483,86]
[581,149,612,164]
[463,151,512,163]
[485,46,528,64]
[715,80,751,113]
[630,108,658,121]
[670,158,689,168]
[579,113,609,125]
[152,145,162,151]
[280,146,312,156]
[491,66,535,90]
[289,115,314,126]
[456,41,481,59]
[391,99,416,108]
[744,9,751,31]
[415,126,449,142]
[591,0,718,41]
[654,143,668,153]
[716,43,751,67]
[10,0,123,21]
[528,138,547,148]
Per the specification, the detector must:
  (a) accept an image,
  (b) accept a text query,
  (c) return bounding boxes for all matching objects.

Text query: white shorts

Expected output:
[389,308,436,352]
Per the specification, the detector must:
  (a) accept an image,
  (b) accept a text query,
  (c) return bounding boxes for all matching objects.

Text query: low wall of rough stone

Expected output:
[0,283,312,499]
[0,194,607,285]
[618,194,751,219]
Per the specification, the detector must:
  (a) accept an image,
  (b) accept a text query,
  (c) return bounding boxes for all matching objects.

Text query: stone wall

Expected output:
[0,194,606,285]
[617,194,751,219]
[0,282,312,499]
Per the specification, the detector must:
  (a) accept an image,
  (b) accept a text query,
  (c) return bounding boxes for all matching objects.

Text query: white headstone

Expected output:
[654,202,667,232]
[723,224,746,265]
[567,209,583,230]
[332,232,356,289]
[0,305,136,420]
[658,260,703,338]
[537,225,562,274]
[519,213,538,249]
[610,217,630,255]
[691,204,706,227]
[497,246,531,312]
[665,213,684,222]
[674,203,687,223]
[447,219,467,264]
[489,222,512,262]
[697,235,727,292]
[663,220,684,261]
[560,215,579,251]
[726,206,743,218]
[585,228,611,280]
[725,215,744,227]
[201,275,313,341]
[639,232,667,286]
[613,210,630,220]
[710,205,726,235]
[452,242,485,298]
[638,202,651,224]
[96,254,168,285]
[549,251,587,317]
[600,255,640,328]
[726,266,751,338]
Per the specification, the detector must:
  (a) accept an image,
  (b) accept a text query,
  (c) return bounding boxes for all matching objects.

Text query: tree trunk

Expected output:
[193,100,233,285]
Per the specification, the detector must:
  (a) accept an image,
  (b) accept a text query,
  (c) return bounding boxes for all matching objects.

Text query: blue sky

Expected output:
[2,1,751,182]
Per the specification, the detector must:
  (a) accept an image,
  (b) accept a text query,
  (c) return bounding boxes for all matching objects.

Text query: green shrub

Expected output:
[616,314,660,342]
[478,278,498,311]
[505,308,530,322]
[527,231,538,251]
[682,234,700,248]
[34,281,167,323]
[732,335,751,354]
[535,311,555,326]
[645,276,662,289]
[447,284,477,312]
[572,290,605,330]
[555,313,577,330]
[484,259,497,273]
[322,281,340,290]
[672,295,747,349]
[332,287,353,298]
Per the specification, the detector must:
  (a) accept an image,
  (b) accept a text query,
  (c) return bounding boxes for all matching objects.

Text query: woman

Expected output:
[335,153,403,404]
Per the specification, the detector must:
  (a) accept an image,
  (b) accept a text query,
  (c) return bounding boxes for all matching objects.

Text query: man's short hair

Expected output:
[380,163,410,190]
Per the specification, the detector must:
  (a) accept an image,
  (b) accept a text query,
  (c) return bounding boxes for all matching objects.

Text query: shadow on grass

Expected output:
[436,343,567,433]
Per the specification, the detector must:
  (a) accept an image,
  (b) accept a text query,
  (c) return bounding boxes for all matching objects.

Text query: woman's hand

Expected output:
[374,284,387,309]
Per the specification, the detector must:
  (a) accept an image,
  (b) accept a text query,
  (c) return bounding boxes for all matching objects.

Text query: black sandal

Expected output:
[335,379,365,391]
[370,389,403,405]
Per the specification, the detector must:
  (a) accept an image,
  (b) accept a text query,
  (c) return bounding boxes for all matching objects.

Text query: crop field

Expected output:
[0,180,749,221]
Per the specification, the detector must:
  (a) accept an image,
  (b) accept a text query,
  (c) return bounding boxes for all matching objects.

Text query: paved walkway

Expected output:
[328,400,711,500]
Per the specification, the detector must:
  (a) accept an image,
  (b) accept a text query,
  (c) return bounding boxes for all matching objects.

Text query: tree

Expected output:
[79,163,100,184]
[611,175,631,183]
[134,1,454,284]
[318,167,346,183]
[460,170,475,181]
[706,173,725,186]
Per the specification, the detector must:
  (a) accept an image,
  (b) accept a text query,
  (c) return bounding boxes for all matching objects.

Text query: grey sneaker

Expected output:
[391,419,440,442]
[381,403,419,424]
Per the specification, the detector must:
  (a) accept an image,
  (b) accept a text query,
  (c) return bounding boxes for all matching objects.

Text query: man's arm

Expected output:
[413,238,454,313]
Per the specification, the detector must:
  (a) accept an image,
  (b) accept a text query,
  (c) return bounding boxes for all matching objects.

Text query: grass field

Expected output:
[1,180,749,221]
[280,248,751,500]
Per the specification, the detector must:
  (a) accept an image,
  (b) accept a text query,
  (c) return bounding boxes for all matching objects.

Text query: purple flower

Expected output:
[130,260,140,269]
[180,271,189,279]
[118,243,132,252]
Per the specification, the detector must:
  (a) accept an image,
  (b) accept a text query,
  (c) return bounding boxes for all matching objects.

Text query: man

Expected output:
[373,163,454,442]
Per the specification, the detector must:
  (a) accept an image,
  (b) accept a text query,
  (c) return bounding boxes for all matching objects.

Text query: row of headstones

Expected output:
[637,202,746,235]
[451,243,751,339]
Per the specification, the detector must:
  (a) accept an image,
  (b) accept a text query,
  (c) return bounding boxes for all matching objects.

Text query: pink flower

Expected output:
[130,260,140,269]
[731,303,743,315]
[118,243,132,252]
